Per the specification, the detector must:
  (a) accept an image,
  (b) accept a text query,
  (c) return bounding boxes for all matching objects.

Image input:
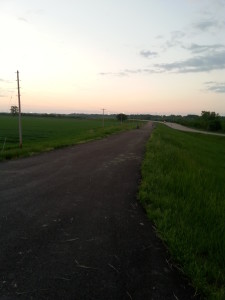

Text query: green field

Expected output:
[0,115,142,161]
[139,124,225,299]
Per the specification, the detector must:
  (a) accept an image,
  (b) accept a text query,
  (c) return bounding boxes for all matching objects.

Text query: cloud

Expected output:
[192,19,221,31]
[99,72,128,77]
[124,68,159,74]
[155,35,164,39]
[0,79,8,83]
[161,30,186,51]
[27,9,44,15]
[100,48,225,77]
[17,9,44,24]
[140,50,158,58]
[204,81,225,93]
[99,50,225,77]
[0,78,13,84]
[154,50,225,73]
[100,68,161,76]
[18,17,28,23]
[99,67,162,77]
[183,43,225,54]
[171,30,186,40]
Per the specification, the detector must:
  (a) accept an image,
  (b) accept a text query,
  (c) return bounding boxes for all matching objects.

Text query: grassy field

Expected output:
[0,115,142,161]
[139,124,225,299]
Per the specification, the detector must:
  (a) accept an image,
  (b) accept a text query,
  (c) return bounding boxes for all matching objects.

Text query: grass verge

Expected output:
[0,116,143,161]
[139,123,225,299]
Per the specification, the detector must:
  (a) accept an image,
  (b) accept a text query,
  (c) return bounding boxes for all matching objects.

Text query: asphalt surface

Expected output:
[160,121,225,136]
[0,122,201,300]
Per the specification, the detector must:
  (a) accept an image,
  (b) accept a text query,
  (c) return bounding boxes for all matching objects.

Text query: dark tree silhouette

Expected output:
[10,106,19,116]
[201,111,222,131]
[116,113,127,123]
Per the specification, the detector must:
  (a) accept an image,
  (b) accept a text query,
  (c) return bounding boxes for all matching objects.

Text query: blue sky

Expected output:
[0,0,225,115]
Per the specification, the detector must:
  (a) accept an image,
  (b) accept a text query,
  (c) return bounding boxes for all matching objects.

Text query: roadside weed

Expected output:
[139,124,225,299]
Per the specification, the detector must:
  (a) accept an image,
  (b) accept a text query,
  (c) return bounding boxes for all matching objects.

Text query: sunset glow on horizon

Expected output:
[0,0,225,116]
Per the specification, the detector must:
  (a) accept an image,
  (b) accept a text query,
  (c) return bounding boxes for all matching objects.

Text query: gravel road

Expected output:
[0,122,201,299]
[162,122,225,136]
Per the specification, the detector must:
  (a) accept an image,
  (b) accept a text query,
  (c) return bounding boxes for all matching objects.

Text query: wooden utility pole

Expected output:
[101,108,106,128]
[17,70,22,148]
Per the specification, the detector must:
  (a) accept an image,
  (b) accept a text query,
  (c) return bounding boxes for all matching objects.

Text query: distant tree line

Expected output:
[129,111,225,133]
[199,111,222,131]
[4,109,224,133]
[166,111,223,132]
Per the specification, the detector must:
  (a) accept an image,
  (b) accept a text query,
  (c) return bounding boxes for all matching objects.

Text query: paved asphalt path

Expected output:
[0,122,201,300]
[159,121,225,137]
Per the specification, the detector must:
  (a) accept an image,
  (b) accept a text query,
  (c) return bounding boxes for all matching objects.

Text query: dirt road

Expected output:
[0,123,201,299]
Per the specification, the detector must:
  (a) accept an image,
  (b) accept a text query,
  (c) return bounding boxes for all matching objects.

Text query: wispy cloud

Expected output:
[163,30,186,50]
[100,50,225,77]
[99,69,158,76]
[124,68,159,74]
[183,43,225,54]
[192,17,225,33]
[140,50,158,58]
[0,78,13,84]
[154,50,225,73]
[99,68,159,77]
[171,30,186,40]
[17,9,44,24]
[155,35,164,39]
[0,78,13,83]
[204,81,225,93]
[99,67,163,77]
[18,17,28,23]
[27,9,44,15]
[99,72,128,77]
[193,19,219,31]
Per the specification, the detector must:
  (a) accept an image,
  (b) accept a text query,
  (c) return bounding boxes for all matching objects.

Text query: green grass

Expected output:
[0,115,143,161]
[139,123,225,299]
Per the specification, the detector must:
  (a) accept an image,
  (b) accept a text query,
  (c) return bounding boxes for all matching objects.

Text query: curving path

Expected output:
[160,121,225,136]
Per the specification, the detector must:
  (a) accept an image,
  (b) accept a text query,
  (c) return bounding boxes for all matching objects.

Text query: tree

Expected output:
[116,113,127,123]
[201,111,222,131]
[10,105,19,116]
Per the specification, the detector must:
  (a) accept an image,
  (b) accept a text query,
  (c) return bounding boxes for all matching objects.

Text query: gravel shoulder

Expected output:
[0,122,201,299]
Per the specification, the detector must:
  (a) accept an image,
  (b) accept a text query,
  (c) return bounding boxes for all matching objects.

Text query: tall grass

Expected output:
[139,124,225,299]
[0,115,142,161]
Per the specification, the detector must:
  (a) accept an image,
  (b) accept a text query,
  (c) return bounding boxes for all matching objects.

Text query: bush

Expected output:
[208,120,222,131]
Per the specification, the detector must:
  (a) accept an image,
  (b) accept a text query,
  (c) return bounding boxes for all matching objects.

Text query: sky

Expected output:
[0,0,225,116]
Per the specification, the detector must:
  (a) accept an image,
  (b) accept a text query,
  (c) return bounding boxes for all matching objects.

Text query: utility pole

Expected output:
[101,108,106,128]
[17,70,22,148]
